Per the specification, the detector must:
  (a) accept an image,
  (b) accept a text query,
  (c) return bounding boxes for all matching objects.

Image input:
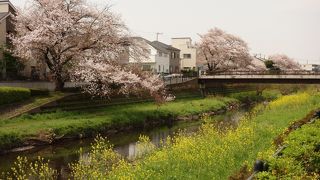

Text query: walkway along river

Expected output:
[0,105,251,179]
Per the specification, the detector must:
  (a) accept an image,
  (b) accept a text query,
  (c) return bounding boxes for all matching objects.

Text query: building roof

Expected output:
[0,12,9,22]
[133,37,180,53]
[0,0,17,12]
[172,37,192,40]
[151,41,180,52]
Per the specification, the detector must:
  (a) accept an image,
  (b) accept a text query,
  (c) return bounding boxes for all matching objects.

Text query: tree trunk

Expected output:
[1,58,6,80]
[54,76,65,91]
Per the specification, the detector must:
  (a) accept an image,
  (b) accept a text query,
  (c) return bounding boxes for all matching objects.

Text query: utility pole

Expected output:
[156,32,163,41]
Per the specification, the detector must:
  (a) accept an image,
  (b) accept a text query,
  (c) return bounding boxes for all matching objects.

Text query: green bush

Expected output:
[30,89,50,96]
[0,87,31,105]
[257,119,320,179]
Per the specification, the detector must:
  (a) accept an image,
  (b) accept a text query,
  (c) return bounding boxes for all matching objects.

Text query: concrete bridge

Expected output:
[198,71,320,85]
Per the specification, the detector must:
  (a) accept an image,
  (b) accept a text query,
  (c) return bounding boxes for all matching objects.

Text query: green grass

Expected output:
[228,89,282,102]
[0,87,31,105]
[257,119,320,179]
[0,92,66,120]
[0,96,236,151]
[67,92,320,179]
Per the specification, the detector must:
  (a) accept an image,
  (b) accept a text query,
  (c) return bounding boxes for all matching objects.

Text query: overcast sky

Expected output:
[11,0,320,64]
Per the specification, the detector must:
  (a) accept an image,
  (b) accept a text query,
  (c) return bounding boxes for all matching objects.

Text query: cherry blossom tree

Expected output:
[10,0,166,100]
[248,57,267,70]
[268,54,301,70]
[197,28,254,73]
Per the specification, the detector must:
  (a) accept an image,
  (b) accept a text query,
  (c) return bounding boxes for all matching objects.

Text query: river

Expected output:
[0,106,250,179]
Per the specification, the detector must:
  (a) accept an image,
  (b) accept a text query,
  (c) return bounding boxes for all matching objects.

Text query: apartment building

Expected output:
[171,37,197,70]
[123,37,181,74]
[301,64,320,72]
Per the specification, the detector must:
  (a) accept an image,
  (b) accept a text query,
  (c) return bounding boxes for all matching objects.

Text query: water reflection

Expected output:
[0,106,249,179]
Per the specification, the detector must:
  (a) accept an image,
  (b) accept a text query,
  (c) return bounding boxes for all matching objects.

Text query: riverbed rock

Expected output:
[10,146,35,152]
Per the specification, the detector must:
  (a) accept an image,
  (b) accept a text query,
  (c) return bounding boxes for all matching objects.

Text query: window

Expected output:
[183,54,191,59]
[158,65,161,72]
[142,65,151,71]
[158,52,162,57]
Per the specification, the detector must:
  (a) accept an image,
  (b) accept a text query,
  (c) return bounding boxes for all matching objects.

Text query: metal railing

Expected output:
[163,76,196,85]
[200,70,320,76]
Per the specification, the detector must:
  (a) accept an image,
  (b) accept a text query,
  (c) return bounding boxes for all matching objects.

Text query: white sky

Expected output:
[11,0,320,64]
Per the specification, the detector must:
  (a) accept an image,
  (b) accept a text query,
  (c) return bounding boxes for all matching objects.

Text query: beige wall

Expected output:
[0,19,6,45]
[171,38,197,70]
[0,3,9,13]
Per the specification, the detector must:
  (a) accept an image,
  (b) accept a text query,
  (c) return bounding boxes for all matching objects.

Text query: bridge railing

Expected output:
[200,70,320,76]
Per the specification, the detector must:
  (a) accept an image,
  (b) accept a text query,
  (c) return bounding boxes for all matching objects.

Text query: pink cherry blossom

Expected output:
[268,54,301,70]
[10,0,166,101]
[197,28,255,73]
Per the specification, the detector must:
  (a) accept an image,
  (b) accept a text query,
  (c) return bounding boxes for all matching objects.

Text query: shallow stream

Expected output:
[0,105,251,179]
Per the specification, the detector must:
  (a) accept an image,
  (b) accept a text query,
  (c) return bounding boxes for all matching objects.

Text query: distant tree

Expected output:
[197,28,253,73]
[268,54,301,70]
[3,50,25,79]
[10,0,165,100]
[0,47,24,80]
[264,60,280,71]
[247,57,267,71]
[264,60,275,69]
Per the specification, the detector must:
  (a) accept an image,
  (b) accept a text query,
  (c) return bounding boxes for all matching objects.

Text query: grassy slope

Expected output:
[102,92,320,179]
[257,119,320,179]
[0,92,65,120]
[0,96,236,150]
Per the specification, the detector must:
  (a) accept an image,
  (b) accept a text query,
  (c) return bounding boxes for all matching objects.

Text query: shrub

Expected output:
[256,120,320,179]
[0,87,31,105]
[1,156,57,180]
[30,89,50,96]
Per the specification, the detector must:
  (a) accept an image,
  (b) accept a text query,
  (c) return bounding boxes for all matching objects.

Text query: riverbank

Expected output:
[0,106,249,177]
[0,96,238,153]
[66,92,320,179]
[255,117,320,179]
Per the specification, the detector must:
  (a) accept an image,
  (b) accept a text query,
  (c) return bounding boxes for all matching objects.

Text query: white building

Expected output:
[301,64,320,72]
[171,37,197,70]
[125,37,180,74]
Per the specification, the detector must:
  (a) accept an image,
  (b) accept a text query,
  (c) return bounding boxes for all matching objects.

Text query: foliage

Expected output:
[264,60,280,72]
[228,90,281,103]
[268,54,301,70]
[1,156,57,180]
[0,96,236,150]
[4,92,320,179]
[256,120,320,179]
[181,69,198,77]
[30,89,50,96]
[0,92,65,120]
[69,92,320,179]
[133,135,157,160]
[197,27,255,72]
[0,50,25,79]
[0,87,31,105]
[10,0,165,100]
[70,136,123,179]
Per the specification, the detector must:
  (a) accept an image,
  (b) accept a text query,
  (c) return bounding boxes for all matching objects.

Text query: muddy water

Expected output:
[0,106,250,179]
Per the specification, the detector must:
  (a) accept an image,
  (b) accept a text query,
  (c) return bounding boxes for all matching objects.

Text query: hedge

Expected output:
[0,87,31,105]
[30,89,50,96]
